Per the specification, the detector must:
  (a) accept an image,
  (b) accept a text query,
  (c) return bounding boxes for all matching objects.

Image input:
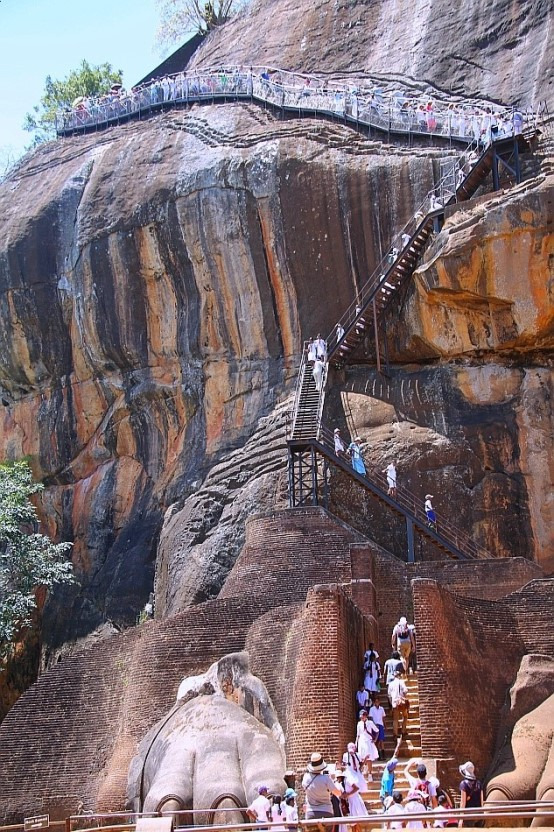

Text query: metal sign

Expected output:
[24,816,50,832]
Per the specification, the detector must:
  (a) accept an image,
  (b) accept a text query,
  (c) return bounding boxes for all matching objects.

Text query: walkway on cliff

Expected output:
[55,65,542,148]
[287,130,537,562]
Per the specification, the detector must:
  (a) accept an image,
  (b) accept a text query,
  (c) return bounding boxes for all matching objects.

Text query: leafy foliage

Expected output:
[0,461,73,665]
[156,0,249,45]
[23,59,123,145]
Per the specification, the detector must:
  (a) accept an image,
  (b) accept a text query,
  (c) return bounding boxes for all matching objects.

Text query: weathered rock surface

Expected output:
[0,106,456,656]
[0,81,552,668]
[191,0,554,109]
[325,362,553,571]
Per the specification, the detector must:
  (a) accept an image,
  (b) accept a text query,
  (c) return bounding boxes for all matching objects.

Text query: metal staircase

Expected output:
[288,424,492,561]
[289,344,327,441]
[286,132,541,561]
[327,134,531,368]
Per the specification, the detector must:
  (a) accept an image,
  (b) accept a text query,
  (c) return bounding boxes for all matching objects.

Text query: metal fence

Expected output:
[55,65,542,144]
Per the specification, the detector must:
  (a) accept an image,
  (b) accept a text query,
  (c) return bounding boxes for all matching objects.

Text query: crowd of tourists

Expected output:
[56,65,533,144]
[247,619,484,828]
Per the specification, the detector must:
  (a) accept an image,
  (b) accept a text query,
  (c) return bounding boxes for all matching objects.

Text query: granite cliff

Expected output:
[0,1,552,691]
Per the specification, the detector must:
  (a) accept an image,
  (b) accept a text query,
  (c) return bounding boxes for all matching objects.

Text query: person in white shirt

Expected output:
[388,671,409,738]
[404,790,426,828]
[383,462,397,496]
[356,684,370,711]
[270,795,287,831]
[404,761,437,808]
[247,785,271,823]
[334,428,347,458]
[283,788,298,827]
[370,696,386,760]
[383,791,405,830]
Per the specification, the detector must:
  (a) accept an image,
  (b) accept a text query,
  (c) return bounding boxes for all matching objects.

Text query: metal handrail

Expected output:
[315,421,492,559]
[55,66,537,143]
[325,137,484,355]
[55,800,554,832]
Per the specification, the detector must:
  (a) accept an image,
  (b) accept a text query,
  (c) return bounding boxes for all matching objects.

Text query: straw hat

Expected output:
[307,752,327,773]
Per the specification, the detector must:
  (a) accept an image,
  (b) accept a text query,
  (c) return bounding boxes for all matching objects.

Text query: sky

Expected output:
[0,0,173,161]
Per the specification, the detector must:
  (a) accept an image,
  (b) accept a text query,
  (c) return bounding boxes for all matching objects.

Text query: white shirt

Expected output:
[388,677,408,708]
[425,498,433,512]
[284,803,298,823]
[405,800,425,828]
[385,463,397,484]
[370,704,385,726]
[385,802,405,830]
[248,794,270,822]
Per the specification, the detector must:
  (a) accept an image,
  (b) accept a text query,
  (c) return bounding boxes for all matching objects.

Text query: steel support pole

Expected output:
[288,449,295,508]
[492,146,500,191]
[373,300,381,374]
[406,517,415,563]
[513,137,521,183]
[310,446,318,506]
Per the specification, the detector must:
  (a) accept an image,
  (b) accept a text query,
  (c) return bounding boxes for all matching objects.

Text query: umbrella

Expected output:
[72,96,86,108]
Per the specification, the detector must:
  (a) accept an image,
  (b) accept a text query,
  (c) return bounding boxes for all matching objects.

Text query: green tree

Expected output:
[156,0,249,46]
[23,59,123,145]
[0,461,73,665]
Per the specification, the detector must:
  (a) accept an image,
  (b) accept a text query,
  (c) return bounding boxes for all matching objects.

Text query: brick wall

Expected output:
[285,584,371,775]
[0,507,369,823]
[413,577,554,790]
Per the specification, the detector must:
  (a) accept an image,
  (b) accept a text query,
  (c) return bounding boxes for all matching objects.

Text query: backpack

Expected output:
[416,779,431,807]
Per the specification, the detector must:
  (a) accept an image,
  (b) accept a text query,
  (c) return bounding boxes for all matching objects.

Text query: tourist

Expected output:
[334,428,347,458]
[370,696,386,760]
[388,671,409,739]
[356,684,370,712]
[383,790,405,829]
[384,651,403,689]
[313,357,325,392]
[429,776,454,810]
[404,790,426,828]
[307,338,317,363]
[391,617,414,673]
[425,495,437,531]
[348,438,366,476]
[380,758,399,804]
[271,795,287,831]
[384,461,397,496]
[342,743,369,819]
[302,753,343,819]
[458,761,483,827]
[363,643,380,666]
[283,788,298,828]
[247,785,271,823]
[404,761,437,808]
[314,333,327,361]
[364,650,381,697]
[356,710,379,779]
[401,232,411,249]
[433,794,452,827]
[336,322,345,342]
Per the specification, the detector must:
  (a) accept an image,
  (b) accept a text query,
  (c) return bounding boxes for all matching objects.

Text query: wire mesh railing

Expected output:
[55,65,539,144]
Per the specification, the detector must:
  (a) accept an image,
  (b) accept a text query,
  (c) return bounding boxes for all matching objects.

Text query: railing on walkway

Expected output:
[55,65,543,144]
[46,799,554,832]
[311,420,492,560]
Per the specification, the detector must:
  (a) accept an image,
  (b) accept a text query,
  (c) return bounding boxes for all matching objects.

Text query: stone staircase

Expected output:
[361,674,422,810]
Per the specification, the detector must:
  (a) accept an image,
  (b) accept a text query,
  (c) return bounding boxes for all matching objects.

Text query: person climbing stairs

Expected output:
[361,675,422,809]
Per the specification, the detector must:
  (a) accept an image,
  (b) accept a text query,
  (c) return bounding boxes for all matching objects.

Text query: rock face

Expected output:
[0,106,457,658]
[0,0,553,678]
[191,0,554,109]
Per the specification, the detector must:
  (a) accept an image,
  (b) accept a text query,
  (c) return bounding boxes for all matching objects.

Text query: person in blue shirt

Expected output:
[380,757,399,805]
